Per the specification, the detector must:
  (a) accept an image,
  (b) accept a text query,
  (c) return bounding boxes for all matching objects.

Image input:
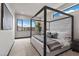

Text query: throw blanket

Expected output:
[33,35,62,51]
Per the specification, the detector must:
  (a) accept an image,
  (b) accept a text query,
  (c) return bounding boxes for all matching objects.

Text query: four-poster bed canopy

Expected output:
[30,6,74,56]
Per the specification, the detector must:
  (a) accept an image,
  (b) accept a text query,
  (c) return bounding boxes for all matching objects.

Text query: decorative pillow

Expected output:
[47,32,58,39]
[51,33,58,39]
[46,32,51,37]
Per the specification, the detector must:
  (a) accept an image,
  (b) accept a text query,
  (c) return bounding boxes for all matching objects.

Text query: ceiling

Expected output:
[10,3,65,17]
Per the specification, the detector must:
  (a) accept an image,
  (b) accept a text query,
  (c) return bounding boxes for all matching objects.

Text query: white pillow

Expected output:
[57,32,71,39]
[50,31,57,33]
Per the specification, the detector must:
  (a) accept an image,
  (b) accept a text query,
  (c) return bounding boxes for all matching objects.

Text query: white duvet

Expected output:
[31,36,71,55]
[52,38,70,48]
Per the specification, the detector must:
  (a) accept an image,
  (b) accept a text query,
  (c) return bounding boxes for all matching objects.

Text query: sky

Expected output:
[18,19,35,27]
[54,4,79,17]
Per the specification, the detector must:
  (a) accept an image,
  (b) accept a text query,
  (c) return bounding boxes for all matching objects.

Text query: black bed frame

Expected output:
[30,6,74,56]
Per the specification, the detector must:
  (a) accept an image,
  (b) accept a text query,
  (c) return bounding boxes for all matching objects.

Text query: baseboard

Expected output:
[15,36,31,39]
[7,41,15,56]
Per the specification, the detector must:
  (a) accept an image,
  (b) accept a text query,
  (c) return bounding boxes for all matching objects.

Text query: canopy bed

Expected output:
[30,6,74,56]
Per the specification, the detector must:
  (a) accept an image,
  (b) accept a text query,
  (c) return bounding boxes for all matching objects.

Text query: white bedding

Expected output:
[52,38,70,48]
[31,36,71,56]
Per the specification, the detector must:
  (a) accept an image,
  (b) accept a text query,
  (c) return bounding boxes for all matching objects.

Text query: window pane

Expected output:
[23,19,30,27]
[32,20,35,32]
[32,20,35,27]
[23,19,35,27]
[53,12,63,17]
[17,19,36,31]
[64,4,79,13]
[53,4,79,17]
[17,19,22,31]
[23,19,30,31]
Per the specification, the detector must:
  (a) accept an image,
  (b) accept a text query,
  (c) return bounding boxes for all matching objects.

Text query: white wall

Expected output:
[0,30,14,56]
[72,11,79,39]
[15,14,31,38]
[50,17,71,33]
[49,11,79,40]
[0,3,15,56]
[0,4,1,29]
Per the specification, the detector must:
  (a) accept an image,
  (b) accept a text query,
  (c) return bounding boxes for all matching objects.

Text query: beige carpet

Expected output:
[59,50,79,56]
[9,38,79,56]
[9,38,39,56]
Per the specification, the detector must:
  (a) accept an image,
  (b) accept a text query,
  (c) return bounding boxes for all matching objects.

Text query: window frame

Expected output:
[17,19,35,31]
[53,4,79,17]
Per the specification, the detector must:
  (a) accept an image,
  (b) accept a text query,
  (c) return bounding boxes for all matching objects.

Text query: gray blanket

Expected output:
[33,35,62,51]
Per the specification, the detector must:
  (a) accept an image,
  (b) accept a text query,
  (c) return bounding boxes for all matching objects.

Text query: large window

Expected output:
[17,19,35,31]
[53,4,79,17]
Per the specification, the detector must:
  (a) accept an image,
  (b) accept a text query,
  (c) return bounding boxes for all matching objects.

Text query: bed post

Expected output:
[71,16,74,42]
[44,6,47,56]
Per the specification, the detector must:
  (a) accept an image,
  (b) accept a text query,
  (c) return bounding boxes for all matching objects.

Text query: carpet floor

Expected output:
[9,38,79,56]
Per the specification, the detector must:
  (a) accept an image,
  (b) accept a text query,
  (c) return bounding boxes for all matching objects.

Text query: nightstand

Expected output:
[72,39,79,52]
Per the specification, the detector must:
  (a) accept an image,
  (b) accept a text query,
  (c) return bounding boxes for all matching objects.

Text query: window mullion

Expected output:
[22,20,23,31]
